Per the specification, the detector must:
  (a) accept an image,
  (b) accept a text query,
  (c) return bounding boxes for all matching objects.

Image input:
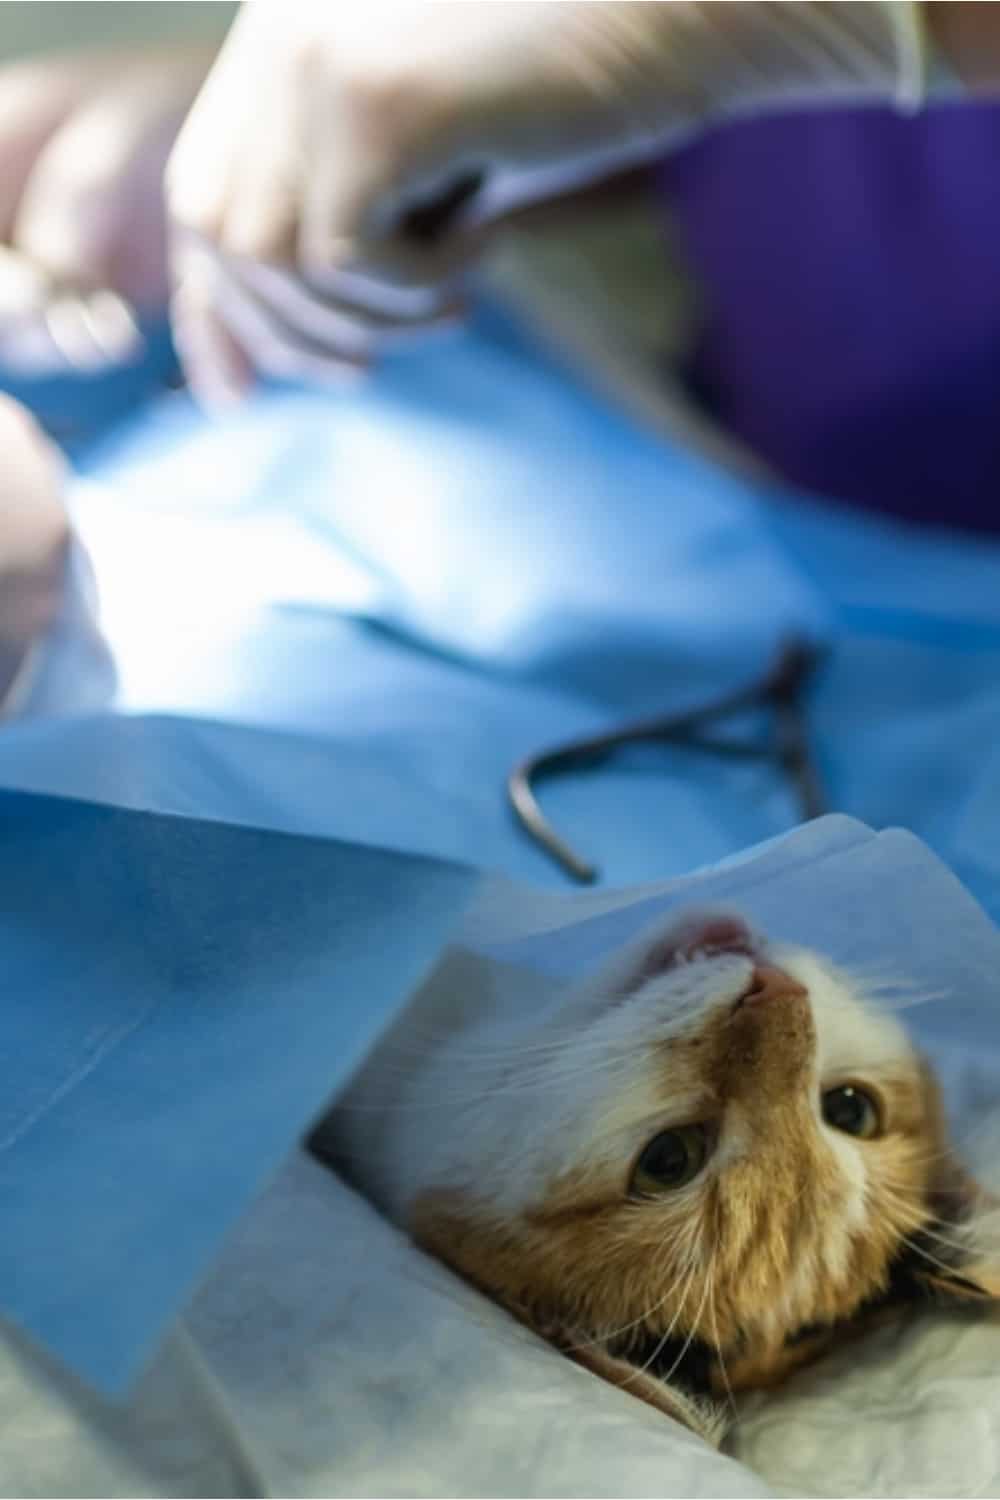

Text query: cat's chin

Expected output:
[620,911,759,997]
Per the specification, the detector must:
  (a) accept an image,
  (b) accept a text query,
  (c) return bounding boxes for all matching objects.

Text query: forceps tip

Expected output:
[507,762,599,884]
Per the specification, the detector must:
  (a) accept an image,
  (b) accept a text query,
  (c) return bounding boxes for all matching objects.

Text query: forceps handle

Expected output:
[508,640,828,884]
[399,170,487,244]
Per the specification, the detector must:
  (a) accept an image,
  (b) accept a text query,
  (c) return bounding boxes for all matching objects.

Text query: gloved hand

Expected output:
[0,46,212,376]
[166,1,926,403]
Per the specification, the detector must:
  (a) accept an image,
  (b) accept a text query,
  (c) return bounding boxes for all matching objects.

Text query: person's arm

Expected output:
[168,2,1000,403]
[165,2,948,403]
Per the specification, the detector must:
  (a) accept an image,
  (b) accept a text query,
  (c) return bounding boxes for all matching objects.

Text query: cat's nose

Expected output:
[740,963,808,1007]
[723,963,815,1097]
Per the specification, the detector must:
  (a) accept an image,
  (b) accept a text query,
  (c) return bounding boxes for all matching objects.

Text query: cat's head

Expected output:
[410,909,1000,1427]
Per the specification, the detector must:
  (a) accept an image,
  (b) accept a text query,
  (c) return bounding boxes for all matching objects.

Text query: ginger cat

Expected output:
[325,909,1000,1442]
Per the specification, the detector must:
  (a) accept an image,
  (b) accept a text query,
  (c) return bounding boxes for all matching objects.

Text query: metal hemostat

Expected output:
[508,639,828,883]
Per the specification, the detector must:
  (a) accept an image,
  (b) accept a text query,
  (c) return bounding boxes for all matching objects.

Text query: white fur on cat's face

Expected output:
[401,915,912,1222]
[333,909,998,1421]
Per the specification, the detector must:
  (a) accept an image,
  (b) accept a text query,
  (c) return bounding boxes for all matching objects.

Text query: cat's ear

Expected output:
[960,1194,1000,1297]
[917,1173,1000,1304]
[916,1258,1000,1304]
[565,1341,726,1446]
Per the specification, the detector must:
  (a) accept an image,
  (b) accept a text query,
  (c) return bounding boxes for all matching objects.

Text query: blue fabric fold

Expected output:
[4,301,1000,1402]
[69,306,829,716]
[0,788,472,1393]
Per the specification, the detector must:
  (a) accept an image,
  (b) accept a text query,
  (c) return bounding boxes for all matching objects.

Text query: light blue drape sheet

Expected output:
[2,306,999,1393]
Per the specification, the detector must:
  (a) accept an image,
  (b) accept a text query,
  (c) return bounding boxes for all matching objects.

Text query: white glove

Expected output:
[166,0,927,403]
[0,47,211,375]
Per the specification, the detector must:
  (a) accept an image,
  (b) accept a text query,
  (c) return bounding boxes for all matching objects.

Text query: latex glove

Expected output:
[166,0,925,403]
[0,46,212,376]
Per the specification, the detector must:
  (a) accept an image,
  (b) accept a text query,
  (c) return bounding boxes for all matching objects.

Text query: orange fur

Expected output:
[334,911,1000,1438]
[409,962,997,1411]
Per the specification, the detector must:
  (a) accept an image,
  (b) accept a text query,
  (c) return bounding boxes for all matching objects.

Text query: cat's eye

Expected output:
[630,1124,711,1197]
[821,1084,881,1139]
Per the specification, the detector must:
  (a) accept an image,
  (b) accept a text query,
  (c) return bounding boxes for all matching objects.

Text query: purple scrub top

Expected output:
[658,101,1000,532]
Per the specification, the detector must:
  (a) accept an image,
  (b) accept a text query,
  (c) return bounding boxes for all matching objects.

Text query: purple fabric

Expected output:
[658,101,1000,532]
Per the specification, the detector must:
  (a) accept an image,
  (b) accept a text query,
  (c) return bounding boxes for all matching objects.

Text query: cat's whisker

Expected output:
[851,973,930,995]
[708,1204,737,1416]
[871,991,950,1013]
[877,1181,939,1221]
[881,1207,962,1260]
[885,1209,976,1264]
[378,1039,598,1067]
[879,1194,973,1275]
[625,1258,701,1386]
[833,977,951,1013]
[847,964,941,998]
[380,1046,639,1085]
[657,1272,716,1390]
[821,962,952,1012]
[783,1161,819,1213]
[382,1026,622,1062]
[564,1251,699,1357]
[870,1156,956,1185]
[664,1220,705,1295]
[334,1050,651,1112]
[896,1232,967,1280]
[912,1225,976,1260]
[331,1072,592,1113]
[708,1284,736,1417]
[332,1095,544,1113]
[878,1125,998,1171]
[876,1148,977,1181]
